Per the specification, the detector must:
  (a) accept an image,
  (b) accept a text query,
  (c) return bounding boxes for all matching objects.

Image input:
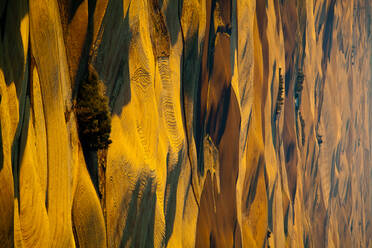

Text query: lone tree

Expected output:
[76,66,112,150]
[316,133,323,145]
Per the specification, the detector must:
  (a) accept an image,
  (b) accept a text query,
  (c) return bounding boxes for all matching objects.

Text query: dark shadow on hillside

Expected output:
[0,117,3,170]
[68,0,84,23]
[11,85,31,204]
[70,0,97,100]
[0,1,8,39]
[94,0,131,116]
[57,0,84,25]
[164,0,182,46]
[256,0,269,140]
[194,0,216,174]
[267,178,277,231]
[322,0,336,64]
[245,155,265,214]
[181,30,201,177]
[0,0,27,89]
[119,171,157,248]
[0,0,30,215]
[163,148,184,247]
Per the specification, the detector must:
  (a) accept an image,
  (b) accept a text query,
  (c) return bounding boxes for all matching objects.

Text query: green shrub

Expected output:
[76,67,112,150]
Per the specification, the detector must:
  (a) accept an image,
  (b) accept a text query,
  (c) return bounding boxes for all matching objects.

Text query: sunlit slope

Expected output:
[0,0,371,247]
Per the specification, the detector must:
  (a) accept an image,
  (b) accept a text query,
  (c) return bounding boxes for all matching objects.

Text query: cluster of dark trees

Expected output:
[295,68,304,100]
[76,67,112,150]
[274,68,285,120]
[295,68,307,146]
[299,111,305,146]
[294,68,305,113]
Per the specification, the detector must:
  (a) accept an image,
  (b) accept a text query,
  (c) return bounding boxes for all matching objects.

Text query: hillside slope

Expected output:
[0,0,371,247]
